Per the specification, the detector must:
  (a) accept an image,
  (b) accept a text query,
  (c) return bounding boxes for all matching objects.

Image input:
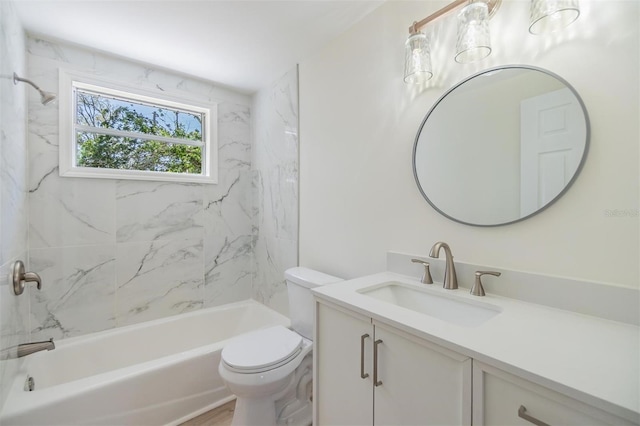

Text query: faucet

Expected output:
[429,242,458,290]
[17,339,55,358]
[0,339,55,360]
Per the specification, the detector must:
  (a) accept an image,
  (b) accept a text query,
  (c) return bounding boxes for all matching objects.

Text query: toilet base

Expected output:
[230,355,313,426]
[232,397,278,426]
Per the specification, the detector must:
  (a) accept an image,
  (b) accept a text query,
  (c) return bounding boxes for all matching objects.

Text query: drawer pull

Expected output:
[373,339,383,387]
[360,334,369,379]
[518,405,550,426]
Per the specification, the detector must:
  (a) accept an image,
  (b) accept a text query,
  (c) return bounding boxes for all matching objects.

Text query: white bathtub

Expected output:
[0,300,290,426]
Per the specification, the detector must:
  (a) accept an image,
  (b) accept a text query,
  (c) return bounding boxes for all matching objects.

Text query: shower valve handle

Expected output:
[12,260,43,295]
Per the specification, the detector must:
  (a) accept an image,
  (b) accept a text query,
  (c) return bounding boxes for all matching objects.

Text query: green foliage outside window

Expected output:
[76,92,203,174]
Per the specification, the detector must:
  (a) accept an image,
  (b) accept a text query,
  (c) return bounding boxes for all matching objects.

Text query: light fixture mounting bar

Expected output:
[408,0,502,34]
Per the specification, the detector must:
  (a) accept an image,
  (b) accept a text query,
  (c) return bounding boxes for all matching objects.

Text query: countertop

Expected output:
[312,272,640,423]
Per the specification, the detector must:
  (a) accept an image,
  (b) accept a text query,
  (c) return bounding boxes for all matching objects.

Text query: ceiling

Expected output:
[13,0,383,94]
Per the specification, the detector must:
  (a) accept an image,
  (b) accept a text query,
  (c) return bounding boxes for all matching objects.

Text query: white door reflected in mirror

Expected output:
[520,88,586,217]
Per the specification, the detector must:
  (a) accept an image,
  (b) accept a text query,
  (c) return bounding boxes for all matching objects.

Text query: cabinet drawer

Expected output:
[473,362,637,426]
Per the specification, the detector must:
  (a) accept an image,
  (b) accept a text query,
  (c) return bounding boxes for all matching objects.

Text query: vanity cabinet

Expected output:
[315,301,472,425]
[472,362,637,426]
[314,300,638,426]
[312,271,639,426]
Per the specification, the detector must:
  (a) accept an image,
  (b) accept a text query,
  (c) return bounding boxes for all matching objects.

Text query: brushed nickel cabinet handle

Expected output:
[373,339,383,387]
[360,334,369,379]
[518,405,550,426]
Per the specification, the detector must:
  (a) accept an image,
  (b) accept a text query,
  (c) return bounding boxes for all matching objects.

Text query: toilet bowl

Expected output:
[218,326,313,425]
[218,267,342,426]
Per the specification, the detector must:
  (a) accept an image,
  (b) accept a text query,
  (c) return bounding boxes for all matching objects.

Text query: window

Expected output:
[59,70,217,183]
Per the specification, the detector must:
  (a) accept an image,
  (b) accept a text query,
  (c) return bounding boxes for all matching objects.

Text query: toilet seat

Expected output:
[221,325,303,374]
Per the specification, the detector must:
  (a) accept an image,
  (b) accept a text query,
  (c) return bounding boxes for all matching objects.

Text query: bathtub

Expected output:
[0,300,290,426]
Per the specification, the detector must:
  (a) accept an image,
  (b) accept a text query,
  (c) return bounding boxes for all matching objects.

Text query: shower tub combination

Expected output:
[0,300,289,425]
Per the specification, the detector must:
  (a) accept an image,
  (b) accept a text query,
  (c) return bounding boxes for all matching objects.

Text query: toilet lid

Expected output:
[222,326,303,372]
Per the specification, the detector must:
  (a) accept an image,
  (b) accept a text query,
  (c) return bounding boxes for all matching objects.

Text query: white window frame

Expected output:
[59,69,218,184]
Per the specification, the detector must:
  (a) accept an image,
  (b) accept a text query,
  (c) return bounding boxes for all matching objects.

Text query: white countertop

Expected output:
[312,272,640,423]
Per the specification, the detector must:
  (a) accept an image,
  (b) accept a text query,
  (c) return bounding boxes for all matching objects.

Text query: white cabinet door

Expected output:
[315,301,472,426]
[373,322,472,426]
[315,302,373,426]
[473,361,637,426]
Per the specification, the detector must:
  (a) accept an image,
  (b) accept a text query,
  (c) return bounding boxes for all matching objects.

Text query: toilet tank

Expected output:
[285,267,342,340]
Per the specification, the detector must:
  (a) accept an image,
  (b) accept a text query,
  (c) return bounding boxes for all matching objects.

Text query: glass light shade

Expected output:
[404,32,433,84]
[529,0,580,34]
[455,2,492,64]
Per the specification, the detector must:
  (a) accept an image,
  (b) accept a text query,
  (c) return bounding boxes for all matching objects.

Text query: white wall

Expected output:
[299,0,639,288]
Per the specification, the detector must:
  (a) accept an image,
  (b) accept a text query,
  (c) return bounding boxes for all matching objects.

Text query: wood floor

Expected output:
[179,400,236,426]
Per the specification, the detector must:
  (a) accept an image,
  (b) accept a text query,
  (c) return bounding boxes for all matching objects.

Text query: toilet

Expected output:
[218,267,342,426]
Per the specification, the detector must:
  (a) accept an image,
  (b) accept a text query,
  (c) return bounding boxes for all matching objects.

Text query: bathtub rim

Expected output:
[45,299,287,350]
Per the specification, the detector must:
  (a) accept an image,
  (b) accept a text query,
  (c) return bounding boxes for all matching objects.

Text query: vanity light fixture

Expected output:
[13,72,57,105]
[404,0,501,85]
[529,0,580,34]
[455,1,492,63]
[404,31,433,84]
[404,0,580,83]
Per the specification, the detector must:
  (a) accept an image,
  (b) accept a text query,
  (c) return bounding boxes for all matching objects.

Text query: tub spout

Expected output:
[17,339,55,358]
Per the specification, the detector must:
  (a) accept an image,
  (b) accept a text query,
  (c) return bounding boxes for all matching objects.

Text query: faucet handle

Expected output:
[411,259,433,284]
[24,272,42,290]
[11,260,43,295]
[471,271,501,296]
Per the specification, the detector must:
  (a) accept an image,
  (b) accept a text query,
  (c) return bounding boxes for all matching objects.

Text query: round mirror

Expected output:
[413,65,590,226]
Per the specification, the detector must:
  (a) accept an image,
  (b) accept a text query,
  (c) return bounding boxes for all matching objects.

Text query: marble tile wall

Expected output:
[26,37,254,340]
[0,0,30,411]
[251,67,299,315]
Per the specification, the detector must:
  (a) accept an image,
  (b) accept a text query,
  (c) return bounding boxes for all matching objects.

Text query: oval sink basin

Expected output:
[358,281,501,327]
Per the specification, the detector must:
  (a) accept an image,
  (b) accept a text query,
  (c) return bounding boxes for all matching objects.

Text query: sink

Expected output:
[358,281,501,327]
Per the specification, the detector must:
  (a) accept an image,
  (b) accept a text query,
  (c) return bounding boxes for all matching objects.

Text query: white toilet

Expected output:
[218,267,342,426]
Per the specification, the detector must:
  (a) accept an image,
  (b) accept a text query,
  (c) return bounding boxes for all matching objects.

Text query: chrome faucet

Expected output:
[429,242,458,290]
[17,339,55,358]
